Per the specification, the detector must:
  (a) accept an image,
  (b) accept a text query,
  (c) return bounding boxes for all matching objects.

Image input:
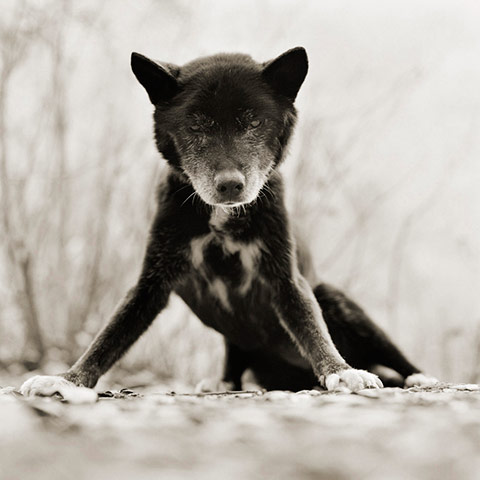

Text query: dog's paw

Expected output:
[20,375,71,397]
[322,368,383,392]
[20,375,97,404]
[195,378,236,393]
[404,373,439,388]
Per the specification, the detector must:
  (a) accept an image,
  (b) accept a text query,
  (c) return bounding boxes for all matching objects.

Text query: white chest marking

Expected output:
[209,278,232,311]
[189,233,263,307]
[217,236,262,295]
[190,233,215,269]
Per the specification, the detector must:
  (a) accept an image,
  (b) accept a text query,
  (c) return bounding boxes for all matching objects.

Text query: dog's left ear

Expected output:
[263,47,308,101]
[131,52,180,104]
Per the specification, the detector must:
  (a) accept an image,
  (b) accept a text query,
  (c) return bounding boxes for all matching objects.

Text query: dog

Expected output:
[21,47,438,398]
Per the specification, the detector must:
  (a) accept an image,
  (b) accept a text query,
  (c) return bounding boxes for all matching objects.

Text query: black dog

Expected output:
[22,47,437,397]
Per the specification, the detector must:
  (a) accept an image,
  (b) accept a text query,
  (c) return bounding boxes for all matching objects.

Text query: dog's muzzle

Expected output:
[214,170,246,204]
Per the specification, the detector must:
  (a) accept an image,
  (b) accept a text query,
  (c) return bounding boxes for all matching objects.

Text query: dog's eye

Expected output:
[190,125,202,132]
[249,119,262,128]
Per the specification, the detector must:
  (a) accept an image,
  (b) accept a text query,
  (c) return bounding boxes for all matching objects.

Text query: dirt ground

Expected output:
[1,383,479,480]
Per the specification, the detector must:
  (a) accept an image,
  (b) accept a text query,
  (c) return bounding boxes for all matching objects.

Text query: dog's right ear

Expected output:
[131,52,179,104]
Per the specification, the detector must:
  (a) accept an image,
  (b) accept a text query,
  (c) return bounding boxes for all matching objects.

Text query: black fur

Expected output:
[60,48,422,391]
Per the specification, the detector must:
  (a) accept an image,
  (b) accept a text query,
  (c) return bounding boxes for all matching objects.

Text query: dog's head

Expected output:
[131,48,308,207]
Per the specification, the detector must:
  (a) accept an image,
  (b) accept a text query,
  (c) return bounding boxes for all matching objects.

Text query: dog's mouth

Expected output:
[213,201,248,208]
[198,190,258,208]
[207,187,260,207]
[219,200,244,206]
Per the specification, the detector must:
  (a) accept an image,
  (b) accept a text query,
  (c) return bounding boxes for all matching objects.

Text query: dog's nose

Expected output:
[214,171,245,200]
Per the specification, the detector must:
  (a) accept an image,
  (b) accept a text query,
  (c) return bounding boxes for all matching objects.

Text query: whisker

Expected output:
[173,184,191,196]
[181,191,197,206]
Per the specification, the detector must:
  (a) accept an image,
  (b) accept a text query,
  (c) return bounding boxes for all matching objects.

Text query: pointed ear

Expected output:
[131,52,179,104]
[262,47,308,101]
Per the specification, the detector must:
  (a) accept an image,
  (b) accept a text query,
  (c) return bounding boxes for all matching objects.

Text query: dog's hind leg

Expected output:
[222,340,249,390]
[313,283,438,387]
[196,340,248,392]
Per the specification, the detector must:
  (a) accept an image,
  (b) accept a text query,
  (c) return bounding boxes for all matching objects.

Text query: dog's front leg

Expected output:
[66,282,171,388]
[20,282,170,400]
[21,219,190,399]
[273,274,383,392]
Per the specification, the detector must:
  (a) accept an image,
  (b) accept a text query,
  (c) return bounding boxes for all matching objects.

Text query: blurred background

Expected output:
[0,0,479,388]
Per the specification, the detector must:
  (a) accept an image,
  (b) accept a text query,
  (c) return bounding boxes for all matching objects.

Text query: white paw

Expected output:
[195,378,236,393]
[323,369,383,392]
[20,375,97,404]
[405,373,439,388]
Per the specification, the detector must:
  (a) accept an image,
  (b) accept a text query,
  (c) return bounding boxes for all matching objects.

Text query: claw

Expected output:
[325,373,340,391]
[374,376,384,388]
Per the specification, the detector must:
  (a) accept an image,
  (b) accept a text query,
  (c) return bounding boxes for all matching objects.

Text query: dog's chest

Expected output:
[189,230,262,311]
